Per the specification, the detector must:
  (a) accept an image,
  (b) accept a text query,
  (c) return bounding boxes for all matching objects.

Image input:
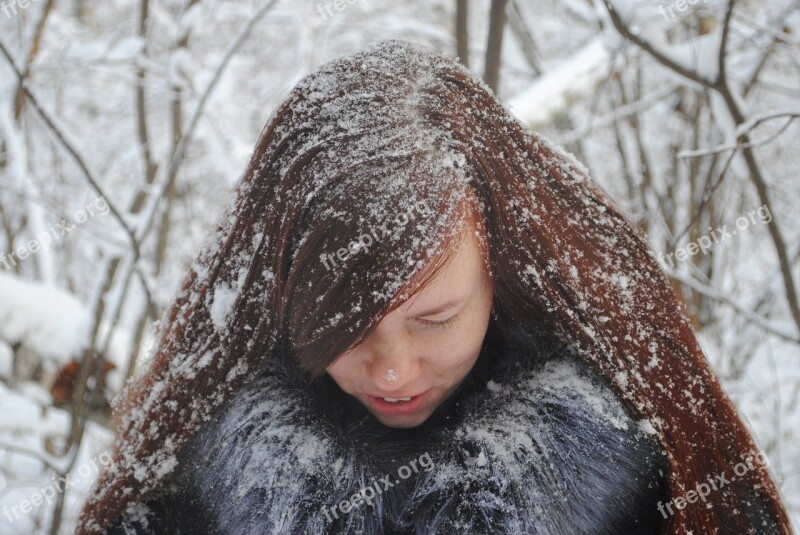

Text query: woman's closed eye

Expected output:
[416,313,460,330]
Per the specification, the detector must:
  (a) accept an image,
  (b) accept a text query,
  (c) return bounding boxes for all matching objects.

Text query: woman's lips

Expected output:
[366,389,430,416]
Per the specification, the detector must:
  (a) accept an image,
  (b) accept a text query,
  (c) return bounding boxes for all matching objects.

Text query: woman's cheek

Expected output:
[327,355,360,386]
[430,330,479,369]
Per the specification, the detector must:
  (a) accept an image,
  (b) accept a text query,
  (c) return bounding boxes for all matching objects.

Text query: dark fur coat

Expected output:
[107,323,667,534]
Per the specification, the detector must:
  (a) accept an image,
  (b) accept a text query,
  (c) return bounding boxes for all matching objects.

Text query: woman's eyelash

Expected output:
[419,314,460,329]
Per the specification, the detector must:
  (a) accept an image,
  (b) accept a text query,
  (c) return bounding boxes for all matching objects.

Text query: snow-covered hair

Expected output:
[77,40,791,534]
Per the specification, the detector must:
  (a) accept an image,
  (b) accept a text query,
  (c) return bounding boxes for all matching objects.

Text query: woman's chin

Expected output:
[370,407,433,428]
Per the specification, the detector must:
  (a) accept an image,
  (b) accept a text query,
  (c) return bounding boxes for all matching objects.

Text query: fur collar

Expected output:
[109,324,666,534]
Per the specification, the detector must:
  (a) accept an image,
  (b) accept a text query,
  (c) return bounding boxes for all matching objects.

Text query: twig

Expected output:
[0,38,157,313]
[667,272,800,345]
[0,39,141,258]
[602,0,800,337]
[677,112,800,158]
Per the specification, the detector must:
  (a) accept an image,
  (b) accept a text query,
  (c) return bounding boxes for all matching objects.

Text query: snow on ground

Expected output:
[0,273,91,365]
[0,381,113,535]
[0,0,797,531]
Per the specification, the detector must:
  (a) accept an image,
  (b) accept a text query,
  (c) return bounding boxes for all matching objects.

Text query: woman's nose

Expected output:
[367,334,421,392]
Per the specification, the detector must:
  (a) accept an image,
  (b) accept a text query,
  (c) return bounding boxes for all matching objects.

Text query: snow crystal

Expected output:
[196,350,215,369]
[209,282,237,331]
[486,379,502,393]
[614,371,629,389]
[638,419,658,436]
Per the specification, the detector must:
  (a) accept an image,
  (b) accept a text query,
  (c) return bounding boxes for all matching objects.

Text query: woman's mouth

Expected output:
[366,390,430,416]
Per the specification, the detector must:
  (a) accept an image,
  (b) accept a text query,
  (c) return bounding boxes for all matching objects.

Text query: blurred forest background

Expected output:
[0,0,798,532]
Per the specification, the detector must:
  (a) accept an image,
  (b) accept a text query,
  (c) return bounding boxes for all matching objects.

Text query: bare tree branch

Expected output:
[13,0,55,122]
[602,0,714,88]
[455,0,469,67]
[484,0,509,93]
[137,0,280,244]
[668,271,800,345]
[508,0,542,76]
[601,0,800,335]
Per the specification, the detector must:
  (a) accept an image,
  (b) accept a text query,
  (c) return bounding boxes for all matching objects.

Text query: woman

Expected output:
[77,40,792,534]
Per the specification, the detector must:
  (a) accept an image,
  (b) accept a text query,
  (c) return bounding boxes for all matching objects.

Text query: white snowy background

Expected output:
[0,0,798,533]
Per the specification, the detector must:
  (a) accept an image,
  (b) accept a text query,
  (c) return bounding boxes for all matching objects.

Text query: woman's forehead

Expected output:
[390,225,485,312]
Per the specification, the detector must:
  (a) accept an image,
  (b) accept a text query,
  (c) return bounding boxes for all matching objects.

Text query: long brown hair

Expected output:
[77,40,791,534]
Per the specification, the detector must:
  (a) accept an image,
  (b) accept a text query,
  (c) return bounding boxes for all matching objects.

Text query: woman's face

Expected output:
[326,226,493,428]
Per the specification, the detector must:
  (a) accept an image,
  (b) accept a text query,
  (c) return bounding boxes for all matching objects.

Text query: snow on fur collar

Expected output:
[108,325,666,534]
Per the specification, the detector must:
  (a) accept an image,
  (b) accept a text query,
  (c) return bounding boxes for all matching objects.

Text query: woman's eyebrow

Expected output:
[411,299,465,318]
